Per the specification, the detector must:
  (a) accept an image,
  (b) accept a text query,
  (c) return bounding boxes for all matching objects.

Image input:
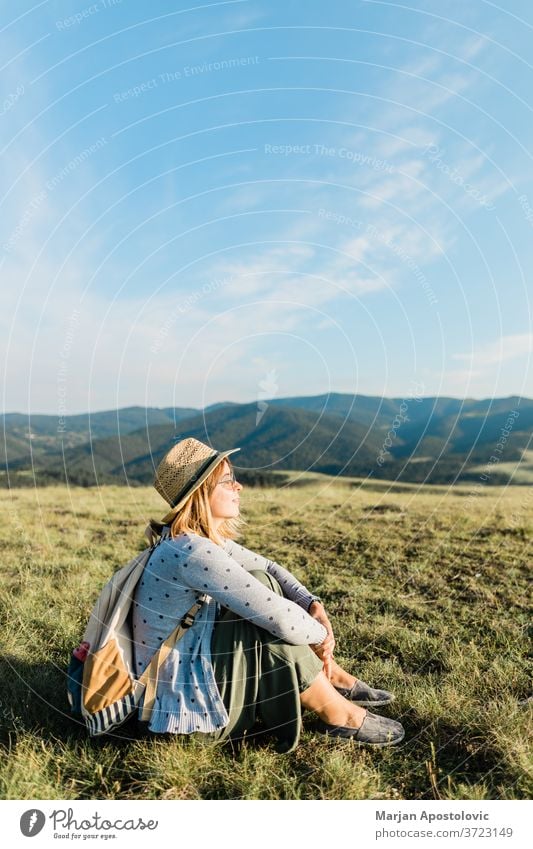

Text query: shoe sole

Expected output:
[350,697,394,707]
[335,692,396,708]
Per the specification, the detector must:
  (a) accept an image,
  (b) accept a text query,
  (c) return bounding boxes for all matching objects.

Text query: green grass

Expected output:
[0,477,531,800]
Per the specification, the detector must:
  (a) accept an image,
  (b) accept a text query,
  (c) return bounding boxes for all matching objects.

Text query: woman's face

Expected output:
[208,460,243,521]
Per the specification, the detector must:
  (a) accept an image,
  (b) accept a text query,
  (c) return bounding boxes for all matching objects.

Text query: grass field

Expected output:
[0,476,531,800]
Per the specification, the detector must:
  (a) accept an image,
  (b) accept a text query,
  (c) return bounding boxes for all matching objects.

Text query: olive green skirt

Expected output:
[210,570,323,753]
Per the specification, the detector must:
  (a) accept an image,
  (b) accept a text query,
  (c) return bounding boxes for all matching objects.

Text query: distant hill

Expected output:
[269,392,530,448]
[0,406,198,466]
[1,394,531,487]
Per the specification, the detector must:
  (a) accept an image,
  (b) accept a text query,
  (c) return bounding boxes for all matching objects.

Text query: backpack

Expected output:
[67,538,206,736]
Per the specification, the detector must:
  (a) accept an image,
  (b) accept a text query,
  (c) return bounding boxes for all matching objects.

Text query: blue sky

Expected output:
[1,0,532,414]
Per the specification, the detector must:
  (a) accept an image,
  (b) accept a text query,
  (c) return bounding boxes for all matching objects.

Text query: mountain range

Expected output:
[2,393,531,487]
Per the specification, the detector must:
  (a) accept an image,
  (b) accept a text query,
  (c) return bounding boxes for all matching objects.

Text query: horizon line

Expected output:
[1,390,530,417]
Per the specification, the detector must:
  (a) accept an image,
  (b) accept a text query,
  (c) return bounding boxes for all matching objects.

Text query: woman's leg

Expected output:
[323,658,395,707]
[326,658,358,689]
[300,670,366,728]
[211,570,325,752]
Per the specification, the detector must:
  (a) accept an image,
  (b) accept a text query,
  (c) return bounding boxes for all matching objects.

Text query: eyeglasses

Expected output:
[216,472,239,489]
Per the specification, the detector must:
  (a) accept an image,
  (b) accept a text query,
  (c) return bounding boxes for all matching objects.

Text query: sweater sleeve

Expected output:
[173,534,327,646]
[223,539,320,611]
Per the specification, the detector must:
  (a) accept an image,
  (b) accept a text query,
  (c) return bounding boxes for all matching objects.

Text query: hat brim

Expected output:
[158,447,240,526]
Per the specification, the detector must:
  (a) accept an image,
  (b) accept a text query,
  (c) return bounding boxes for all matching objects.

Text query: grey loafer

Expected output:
[316,711,405,747]
[335,679,394,707]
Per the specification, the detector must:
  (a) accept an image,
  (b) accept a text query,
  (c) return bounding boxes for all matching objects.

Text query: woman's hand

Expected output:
[309,601,335,680]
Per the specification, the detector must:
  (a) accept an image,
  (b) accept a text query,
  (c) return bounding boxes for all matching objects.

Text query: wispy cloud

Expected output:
[453,333,533,367]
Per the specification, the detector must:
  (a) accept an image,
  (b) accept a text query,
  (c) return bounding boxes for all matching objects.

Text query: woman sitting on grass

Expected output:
[133,437,405,753]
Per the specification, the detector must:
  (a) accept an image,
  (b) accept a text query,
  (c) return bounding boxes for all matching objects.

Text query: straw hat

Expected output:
[153,437,240,526]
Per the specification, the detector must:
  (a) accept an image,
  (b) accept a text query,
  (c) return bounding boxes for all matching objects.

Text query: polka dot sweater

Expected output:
[132,529,327,735]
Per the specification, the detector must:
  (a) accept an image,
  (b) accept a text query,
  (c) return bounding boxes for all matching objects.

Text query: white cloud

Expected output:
[459,36,489,63]
[453,333,533,366]
[369,126,436,160]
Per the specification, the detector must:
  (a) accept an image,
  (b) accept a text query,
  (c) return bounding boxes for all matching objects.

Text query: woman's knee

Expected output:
[248,569,283,596]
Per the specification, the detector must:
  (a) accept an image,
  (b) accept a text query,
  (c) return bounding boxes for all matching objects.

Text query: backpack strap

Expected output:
[138,594,208,723]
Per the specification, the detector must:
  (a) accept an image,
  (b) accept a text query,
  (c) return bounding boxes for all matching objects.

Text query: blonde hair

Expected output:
[170,459,243,544]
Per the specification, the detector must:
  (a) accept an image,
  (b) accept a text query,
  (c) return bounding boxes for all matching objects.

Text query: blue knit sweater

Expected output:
[131,529,327,734]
